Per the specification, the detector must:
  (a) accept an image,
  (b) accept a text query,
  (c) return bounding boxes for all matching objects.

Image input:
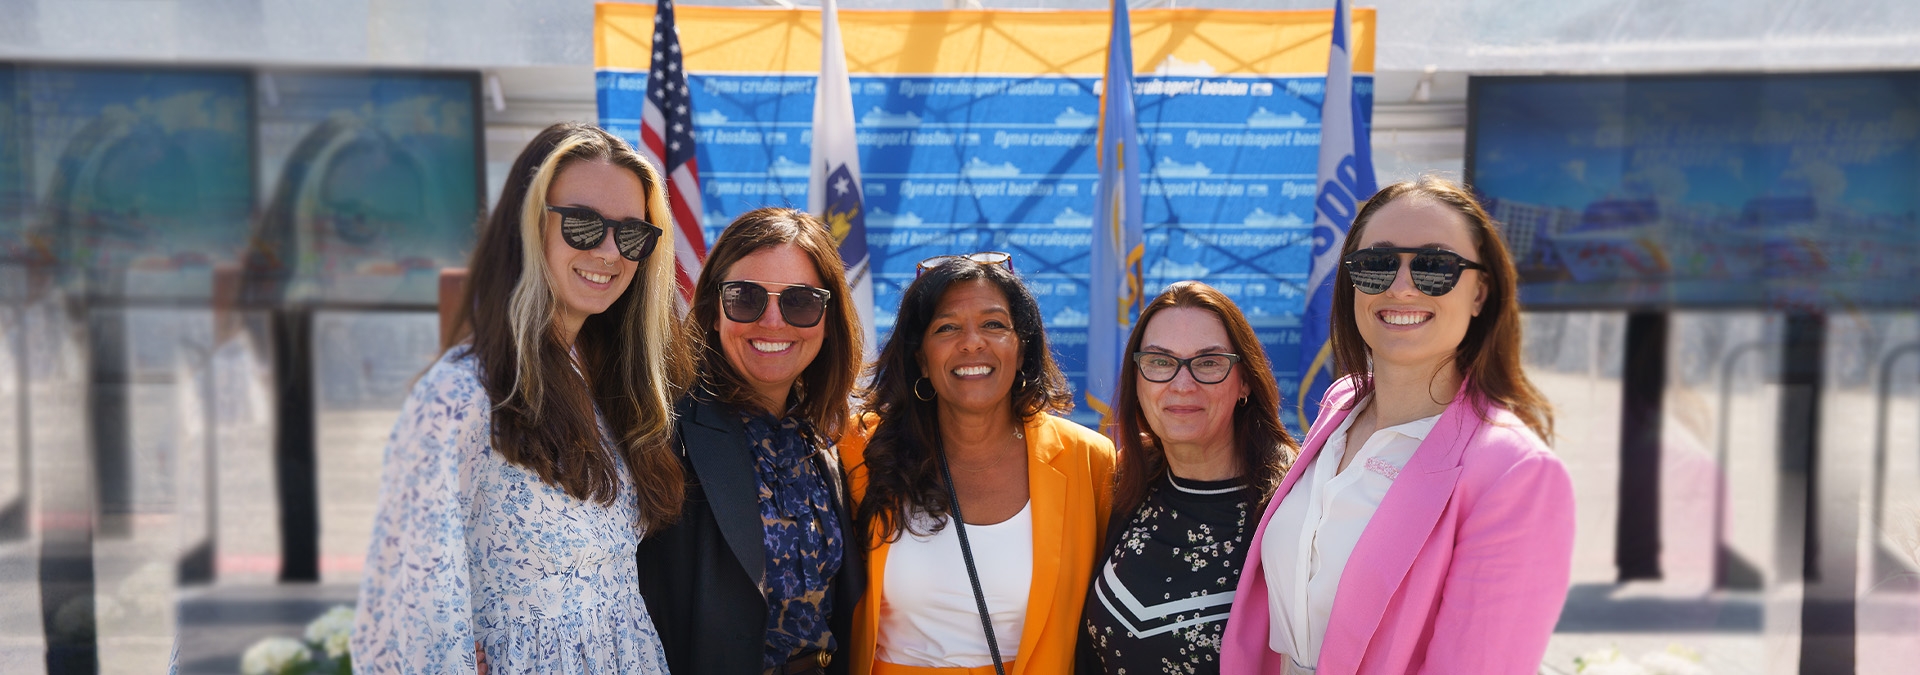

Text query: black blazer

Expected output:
[637,395,866,675]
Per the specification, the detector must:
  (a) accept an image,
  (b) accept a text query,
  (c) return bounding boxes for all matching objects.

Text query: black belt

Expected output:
[785,649,832,675]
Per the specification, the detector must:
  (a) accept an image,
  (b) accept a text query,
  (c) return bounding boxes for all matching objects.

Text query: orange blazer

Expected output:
[840,413,1115,675]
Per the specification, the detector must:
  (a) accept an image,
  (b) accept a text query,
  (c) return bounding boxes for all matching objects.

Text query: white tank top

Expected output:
[875,501,1033,668]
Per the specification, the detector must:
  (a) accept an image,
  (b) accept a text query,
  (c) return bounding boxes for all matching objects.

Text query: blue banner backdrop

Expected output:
[603,71,1371,426]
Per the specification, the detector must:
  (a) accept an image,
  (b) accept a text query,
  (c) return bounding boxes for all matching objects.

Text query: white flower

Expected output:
[304,605,357,658]
[1575,647,1627,671]
[1581,663,1652,675]
[241,636,311,675]
[1638,651,1710,675]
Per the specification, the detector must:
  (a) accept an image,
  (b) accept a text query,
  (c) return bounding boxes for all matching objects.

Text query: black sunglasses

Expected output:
[547,205,663,262]
[1342,247,1487,296]
[719,280,833,328]
[1133,352,1241,384]
[916,251,1013,278]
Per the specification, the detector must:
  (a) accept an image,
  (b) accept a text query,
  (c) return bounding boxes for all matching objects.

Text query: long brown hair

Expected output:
[681,207,861,439]
[452,122,685,525]
[1329,175,1554,441]
[1109,282,1297,519]
[856,258,1073,543]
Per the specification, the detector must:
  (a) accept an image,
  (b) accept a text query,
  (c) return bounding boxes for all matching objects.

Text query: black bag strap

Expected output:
[935,446,1008,675]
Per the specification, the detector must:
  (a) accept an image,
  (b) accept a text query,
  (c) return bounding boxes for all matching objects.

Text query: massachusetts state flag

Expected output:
[1086,0,1145,429]
[639,0,707,306]
[1297,0,1377,431]
[809,0,873,353]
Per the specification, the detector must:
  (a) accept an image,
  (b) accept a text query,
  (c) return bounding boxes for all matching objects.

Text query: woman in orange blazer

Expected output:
[840,253,1114,675]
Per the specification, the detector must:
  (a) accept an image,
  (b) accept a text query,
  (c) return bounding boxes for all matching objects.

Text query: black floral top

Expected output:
[1082,473,1256,675]
[743,411,844,675]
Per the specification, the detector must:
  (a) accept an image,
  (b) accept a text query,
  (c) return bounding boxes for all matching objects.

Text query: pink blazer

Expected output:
[1220,377,1575,674]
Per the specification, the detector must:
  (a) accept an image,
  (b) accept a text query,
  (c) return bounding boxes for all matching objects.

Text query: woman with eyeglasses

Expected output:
[352,123,678,673]
[839,253,1115,675]
[1220,176,1575,674]
[636,207,865,675]
[1075,281,1296,675]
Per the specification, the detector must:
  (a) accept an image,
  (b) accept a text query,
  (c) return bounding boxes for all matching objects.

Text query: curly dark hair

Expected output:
[856,257,1072,543]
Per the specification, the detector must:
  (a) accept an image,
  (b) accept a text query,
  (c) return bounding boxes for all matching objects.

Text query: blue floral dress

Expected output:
[351,349,671,675]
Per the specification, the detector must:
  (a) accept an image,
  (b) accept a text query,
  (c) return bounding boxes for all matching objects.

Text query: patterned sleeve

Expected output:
[351,356,488,674]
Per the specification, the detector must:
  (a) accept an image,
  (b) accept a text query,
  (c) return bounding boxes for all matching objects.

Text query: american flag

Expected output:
[639,0,707,304]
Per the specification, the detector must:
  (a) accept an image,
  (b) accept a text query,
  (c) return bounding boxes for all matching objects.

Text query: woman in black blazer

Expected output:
[636,207,866,675]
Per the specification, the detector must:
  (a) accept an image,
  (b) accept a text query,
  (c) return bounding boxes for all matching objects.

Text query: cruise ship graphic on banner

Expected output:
[862,108,922,127]
[768,156,810,178]
[1152,157,1212,178]
[1244,208,1305,228]
[1054,108,1096,127]
[1247,107,1309,128]
[866,208,923,228]
[1054,208,1094,227]
[961,158,1021,178]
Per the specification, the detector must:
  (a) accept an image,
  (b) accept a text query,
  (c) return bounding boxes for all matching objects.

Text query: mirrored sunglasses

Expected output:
[719,280,832,328]
[1341,247,1487,296]
[547,205,663,262]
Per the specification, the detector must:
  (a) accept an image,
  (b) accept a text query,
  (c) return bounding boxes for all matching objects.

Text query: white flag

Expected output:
[809,0,874,356]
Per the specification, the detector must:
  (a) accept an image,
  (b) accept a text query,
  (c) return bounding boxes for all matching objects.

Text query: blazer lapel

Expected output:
[1273,392,1359,508]
[682,398,766,594]
[1011,416,1064,675]
[1316,391,1479,672]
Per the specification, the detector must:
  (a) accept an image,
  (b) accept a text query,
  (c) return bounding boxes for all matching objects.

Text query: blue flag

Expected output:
[1297,0,1377,431]
[1086,0,1145,430]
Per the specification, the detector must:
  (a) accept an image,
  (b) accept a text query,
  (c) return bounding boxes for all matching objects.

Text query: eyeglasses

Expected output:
[916,251,1014,278]
[1341,247,1487,297]
[718,280,832,328]
[1132,352,1242,384]
[547,205,664,262]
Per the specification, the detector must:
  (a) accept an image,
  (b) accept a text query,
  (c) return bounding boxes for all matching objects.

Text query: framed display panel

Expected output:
[13,65,253,303]
[1468,73,1920,310]
[252,70,485,308]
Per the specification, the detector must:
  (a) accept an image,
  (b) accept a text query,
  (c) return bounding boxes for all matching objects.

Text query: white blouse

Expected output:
[1259,396,1440,670]
[877,502,1033,668]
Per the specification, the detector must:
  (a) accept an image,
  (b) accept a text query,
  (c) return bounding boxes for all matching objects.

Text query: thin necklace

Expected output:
[946,428,1024,473]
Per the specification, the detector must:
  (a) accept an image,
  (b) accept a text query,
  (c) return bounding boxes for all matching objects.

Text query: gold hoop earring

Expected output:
[1015,369,1029,391]
[913,377,936,401]
[1238,396,1249,407]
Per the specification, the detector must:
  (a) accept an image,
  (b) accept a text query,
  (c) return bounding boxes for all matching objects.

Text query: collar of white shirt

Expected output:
[1350,395,1443,443]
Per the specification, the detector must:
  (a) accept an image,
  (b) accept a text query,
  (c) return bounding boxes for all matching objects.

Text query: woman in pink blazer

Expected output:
[1221,176,1575,674]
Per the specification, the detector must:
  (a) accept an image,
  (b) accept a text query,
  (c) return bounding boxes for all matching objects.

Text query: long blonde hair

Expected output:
[454,122,685,524]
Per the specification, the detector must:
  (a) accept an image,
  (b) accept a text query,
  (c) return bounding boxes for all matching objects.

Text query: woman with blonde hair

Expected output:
[1222,176,1575,674]
[353,122,681,673]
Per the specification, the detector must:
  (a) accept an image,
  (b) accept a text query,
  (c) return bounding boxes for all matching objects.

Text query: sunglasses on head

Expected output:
[1342,247,1487,296]
[719,280,833,328]
[916,251,1014,278]
[547,205,663,262]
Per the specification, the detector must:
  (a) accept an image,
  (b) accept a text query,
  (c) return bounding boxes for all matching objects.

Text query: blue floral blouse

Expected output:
[743,411,844,674]
[351,349,671,675]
